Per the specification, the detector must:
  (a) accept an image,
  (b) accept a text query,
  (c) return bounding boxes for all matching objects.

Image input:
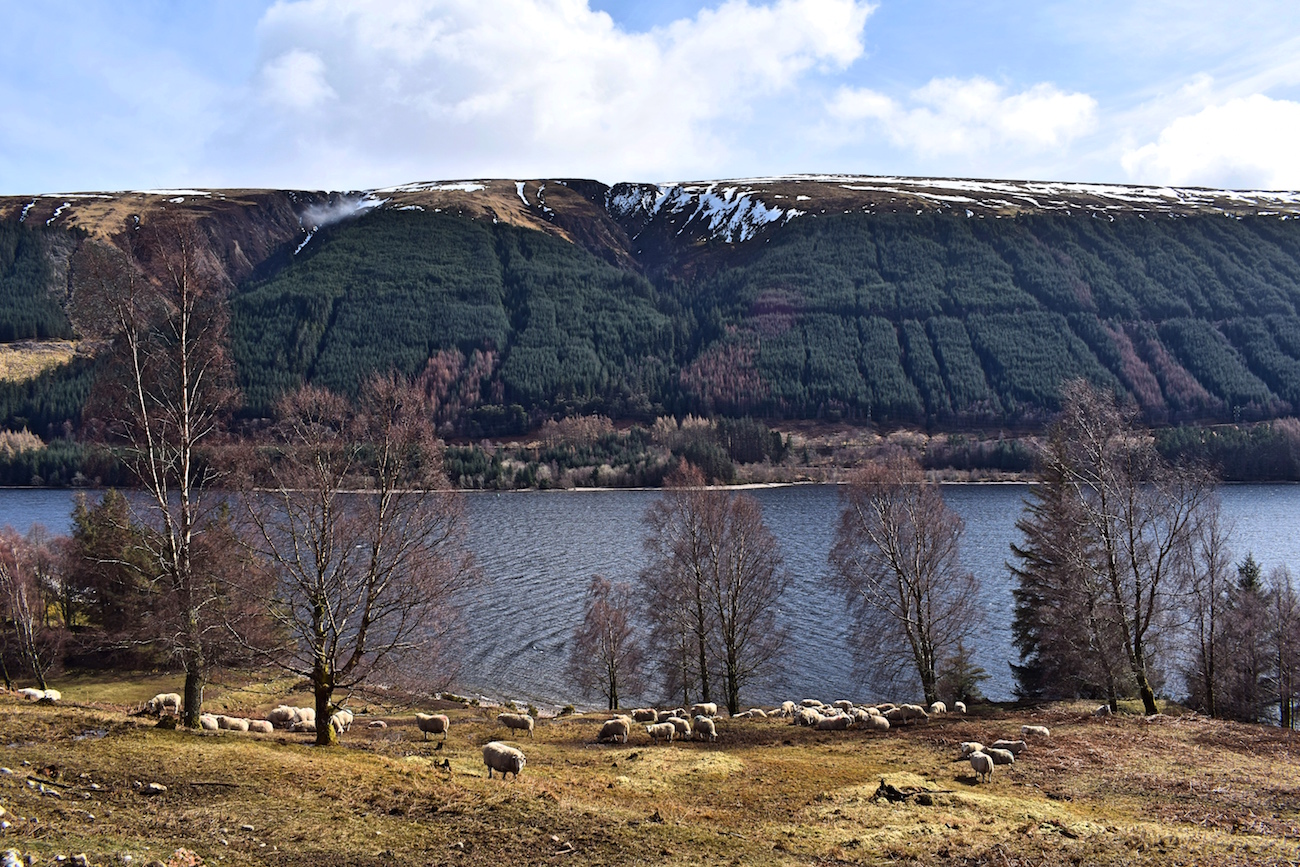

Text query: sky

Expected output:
[4,0,1300,194]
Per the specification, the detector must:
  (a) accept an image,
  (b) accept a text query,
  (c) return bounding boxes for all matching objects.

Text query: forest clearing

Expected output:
[1,673,1297,866]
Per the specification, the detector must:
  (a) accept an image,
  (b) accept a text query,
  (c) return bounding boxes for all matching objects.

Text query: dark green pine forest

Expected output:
[230,208,1300,431]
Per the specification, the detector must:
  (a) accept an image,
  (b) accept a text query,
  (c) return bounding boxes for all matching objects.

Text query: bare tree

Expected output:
[1182,498,1236,718]
[71,218,237,727]
[241,377,476,745]
[1268,567,1300,729]
[1045,380,1212,715]
[641,462,788,713]
[829,451,980,705]
[0,528,66,690]
[567,575,646,710]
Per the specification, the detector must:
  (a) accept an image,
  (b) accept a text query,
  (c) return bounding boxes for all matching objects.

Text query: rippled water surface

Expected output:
[3,483,1297,707]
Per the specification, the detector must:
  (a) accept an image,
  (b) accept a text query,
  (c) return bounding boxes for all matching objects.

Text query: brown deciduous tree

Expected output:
[241,377,476,745]
[567,575,646,710]
[829,451,980,705]
[0,527,67,691]
[71,218,237,727]
[641,463,788,713]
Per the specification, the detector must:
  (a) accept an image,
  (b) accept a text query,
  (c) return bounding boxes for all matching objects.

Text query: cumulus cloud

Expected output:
[827,76,1097,156]
[213,0,875,187]
[1121,94,1300,190]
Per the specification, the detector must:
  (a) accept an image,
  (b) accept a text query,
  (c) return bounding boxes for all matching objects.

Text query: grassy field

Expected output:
[1,673,1297,866]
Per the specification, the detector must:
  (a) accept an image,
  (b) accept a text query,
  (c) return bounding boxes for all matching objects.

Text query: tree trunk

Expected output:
[183,667,204,729]
[314,662,337,747]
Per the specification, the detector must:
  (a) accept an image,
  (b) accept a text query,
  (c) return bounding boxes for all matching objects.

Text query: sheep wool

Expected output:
[482,741,526,779]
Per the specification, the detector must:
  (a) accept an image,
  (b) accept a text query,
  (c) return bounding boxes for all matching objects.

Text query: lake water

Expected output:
[3,483,1297,708]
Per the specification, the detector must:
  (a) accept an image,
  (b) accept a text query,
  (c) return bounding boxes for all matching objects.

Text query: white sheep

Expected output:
[954,701,967,714]
[1093,704,1112,717]
[598,718,631,744]
[482,741,526,779]
[266,705,298,728]
[986,747,1015,766]
[41,688,60,701]
[693,715,717,742]
[666,715,692,737]
[778,701,797,717]
[990,739,1026,755]
[929,701,947,715]
[884,704,929,725]
[368,720,388,729]
[498,712,535,738]
[794,707,824,727]
[960,741,985,756]
[630,708,658,723]
[199,713,220,731]
[329,710,352,736]
[145,693,182,716]
[746,707,768,719]
[645,722,676,744]
[219,716,250,732]
[862,714,890,732]
[1021,725,1050,738]
[690,702,718,718]
[291,719,317,733]
[17,687,44,701]
[415,712,450,742]
[248,720,274,734]
[969,751,994,783]
[799,698,825,708]
[832,700,855,712]
[815,714,852,731]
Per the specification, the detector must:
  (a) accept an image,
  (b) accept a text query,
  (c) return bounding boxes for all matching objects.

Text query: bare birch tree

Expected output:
[641,463,788,713]
[567,575,646,710]
[829,451,980,705]
[0,528,65,690]
[241,377,476,745]
[71,218,237,727]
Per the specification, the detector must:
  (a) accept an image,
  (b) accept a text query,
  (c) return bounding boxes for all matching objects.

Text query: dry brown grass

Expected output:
[0,341,78,384]
[1,681,1298,866]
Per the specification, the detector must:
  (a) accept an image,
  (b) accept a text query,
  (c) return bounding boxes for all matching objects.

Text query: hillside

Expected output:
[4,176,1300,440]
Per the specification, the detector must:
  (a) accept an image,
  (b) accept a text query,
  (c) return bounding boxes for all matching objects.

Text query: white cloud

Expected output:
[261,49,337,111]
[212,0,876,187]
[1121,94,1300,190]
[828,76,1097,156]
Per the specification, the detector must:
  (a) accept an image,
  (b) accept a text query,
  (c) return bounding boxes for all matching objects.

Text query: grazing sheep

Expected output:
[630,708,658,723]
[862,714,890,732]
[778,701,797,717]
[990,739,1026,756]
[746,707,768,718]
[929,701,947,715]
[832,700,855,712]
[498,712,535,738]
[645,722,676,744]
[145,693,183,715]
[291,719,317,733]
[875,703,897,713]
[598,718,631,744]
[1021,725,1051,738]
[368,720,388,729]
[199,713,220,731]
[799,698,825,708]
[986,748,1015,766]
[219,716,250,732]
[41,688,60,701]
[960,741,985,756]
[969,751,994,783]
[482,741,526,779]
[415,713,451,742]
[954,701,967,714]
[266,705,298,728]
[17,688,44,701]
[248,720,274,734]
[1093,704,1112,717]
[329,711,353,736]
[666,716,692,737]
[690,702,718,718]
[794,707,824,727]
[815,714,852,731]
[693,716,717,742]
[884,704,929,725]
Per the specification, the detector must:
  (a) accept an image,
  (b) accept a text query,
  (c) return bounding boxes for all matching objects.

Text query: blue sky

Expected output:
[4,0,1300,194]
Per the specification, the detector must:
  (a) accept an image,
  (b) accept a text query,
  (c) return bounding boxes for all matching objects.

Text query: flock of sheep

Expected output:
[73,689,1059,784]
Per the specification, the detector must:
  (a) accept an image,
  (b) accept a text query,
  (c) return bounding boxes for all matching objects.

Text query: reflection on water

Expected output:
[3,483,1297,707]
